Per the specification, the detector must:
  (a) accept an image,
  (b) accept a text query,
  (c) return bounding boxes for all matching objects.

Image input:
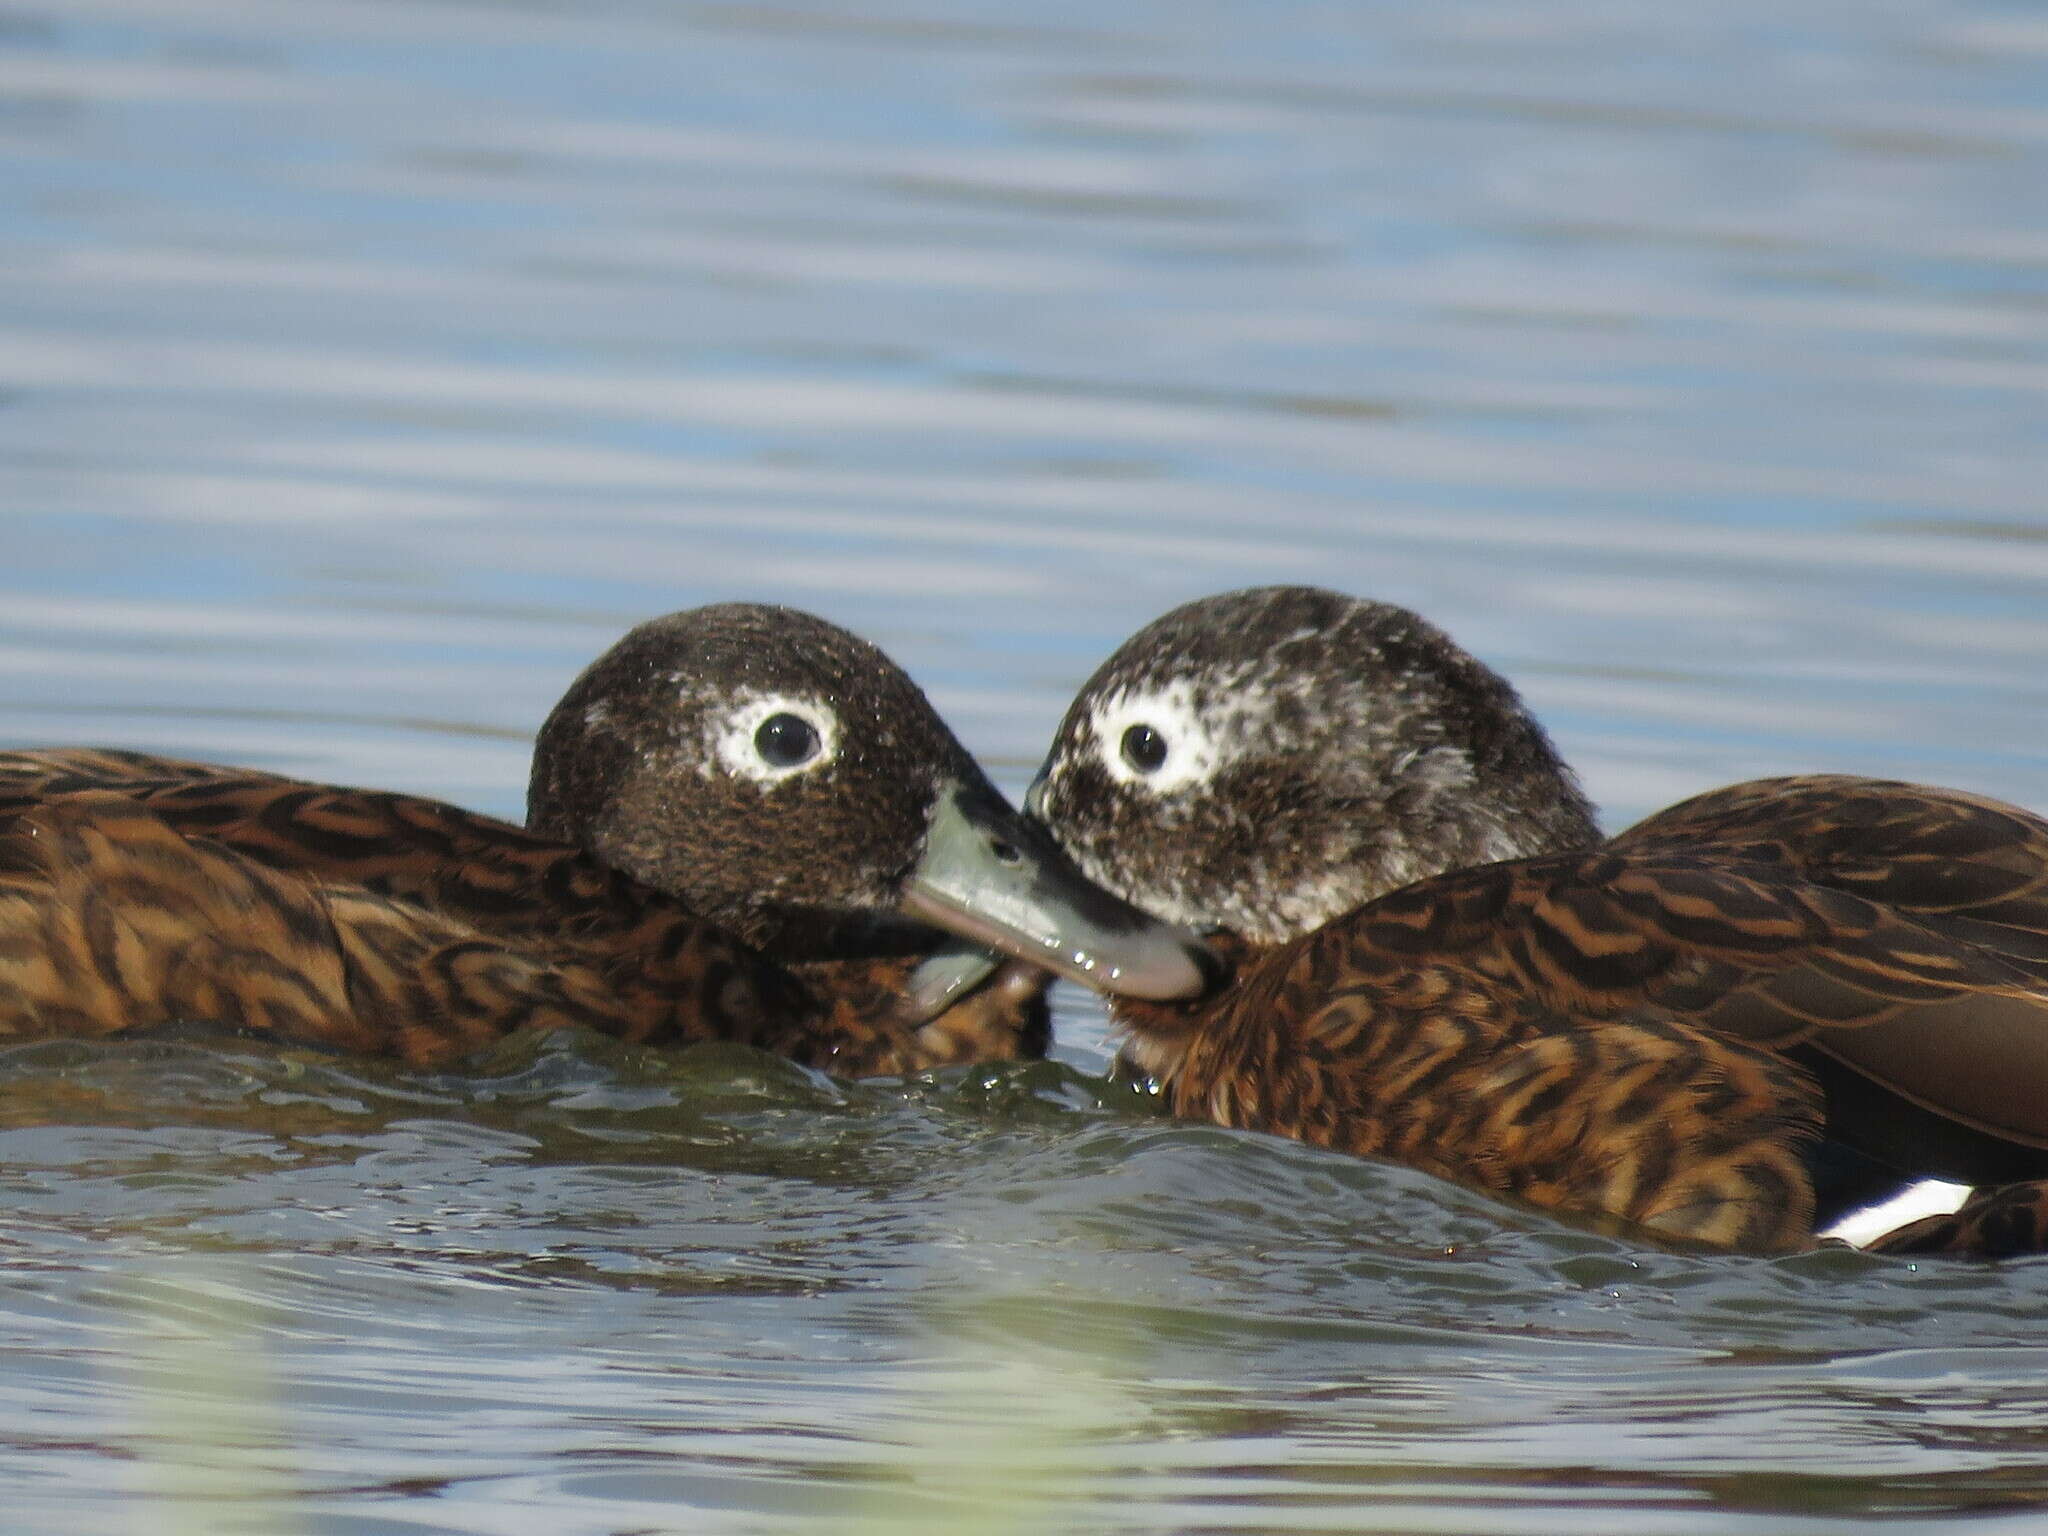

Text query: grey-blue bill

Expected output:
[900,782,1218,1018]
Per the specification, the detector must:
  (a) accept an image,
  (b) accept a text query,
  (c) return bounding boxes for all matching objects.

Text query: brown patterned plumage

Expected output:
[0,605,1212,1076]
[1032,586,2048,1253]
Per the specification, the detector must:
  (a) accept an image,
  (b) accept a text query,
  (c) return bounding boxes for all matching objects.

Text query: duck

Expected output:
[0,603,1214,1077]
[1026,585,2048,1254]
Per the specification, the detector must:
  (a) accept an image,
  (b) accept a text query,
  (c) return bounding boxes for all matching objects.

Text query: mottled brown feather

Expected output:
[1117,864,1846,1250]
[1607,777,2048,1168]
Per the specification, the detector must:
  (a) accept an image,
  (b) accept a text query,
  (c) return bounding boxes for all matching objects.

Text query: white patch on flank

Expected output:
[1820,1178,1973,1248]
[1086,677,1265,796]
[582,701,613,730]
[699,688,841,787]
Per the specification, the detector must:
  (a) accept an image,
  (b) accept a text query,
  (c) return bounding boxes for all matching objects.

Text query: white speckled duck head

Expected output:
[1028,587,1601,945]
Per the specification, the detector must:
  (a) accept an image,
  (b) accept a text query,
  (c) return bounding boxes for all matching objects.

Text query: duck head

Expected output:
[1029,586,1601,944]
[527,603,1215,1008]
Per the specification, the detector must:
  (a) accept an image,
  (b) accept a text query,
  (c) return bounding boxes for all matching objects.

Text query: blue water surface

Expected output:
[4,2,2048,1532]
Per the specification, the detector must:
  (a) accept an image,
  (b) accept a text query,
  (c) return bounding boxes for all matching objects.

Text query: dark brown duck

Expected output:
[1029,586,2048,1253]
[0,604,1212,1076]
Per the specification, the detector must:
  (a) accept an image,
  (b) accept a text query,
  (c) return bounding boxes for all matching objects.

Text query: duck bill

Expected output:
[901,781,1217,1011]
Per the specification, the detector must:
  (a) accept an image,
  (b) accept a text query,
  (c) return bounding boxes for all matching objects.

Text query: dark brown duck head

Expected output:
[527,603,1216,1014]
[1028,586,1601,945]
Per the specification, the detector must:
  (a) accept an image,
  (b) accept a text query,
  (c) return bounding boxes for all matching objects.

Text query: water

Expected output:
[4,1,2048,1531]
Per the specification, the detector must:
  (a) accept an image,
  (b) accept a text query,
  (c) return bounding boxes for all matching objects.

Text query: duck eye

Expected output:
[754,712,821,769]
[1121,724,1168,773]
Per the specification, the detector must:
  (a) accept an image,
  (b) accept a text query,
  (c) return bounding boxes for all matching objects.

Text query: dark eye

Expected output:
[754,712,821,769]
[1121,723,1167,773]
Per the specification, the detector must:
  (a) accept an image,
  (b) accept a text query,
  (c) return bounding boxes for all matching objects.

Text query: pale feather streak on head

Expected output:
[700,689,842,787]
[1084,676,1267,796]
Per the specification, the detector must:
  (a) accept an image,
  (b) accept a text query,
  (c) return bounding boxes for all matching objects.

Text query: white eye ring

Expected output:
[708,692,841,785]
[1088,682,1228,794]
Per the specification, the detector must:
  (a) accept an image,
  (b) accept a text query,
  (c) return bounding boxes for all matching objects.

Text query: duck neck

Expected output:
[1410,756,1604,877]
[1110,929,1272,1091]
[741,905,945,968]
